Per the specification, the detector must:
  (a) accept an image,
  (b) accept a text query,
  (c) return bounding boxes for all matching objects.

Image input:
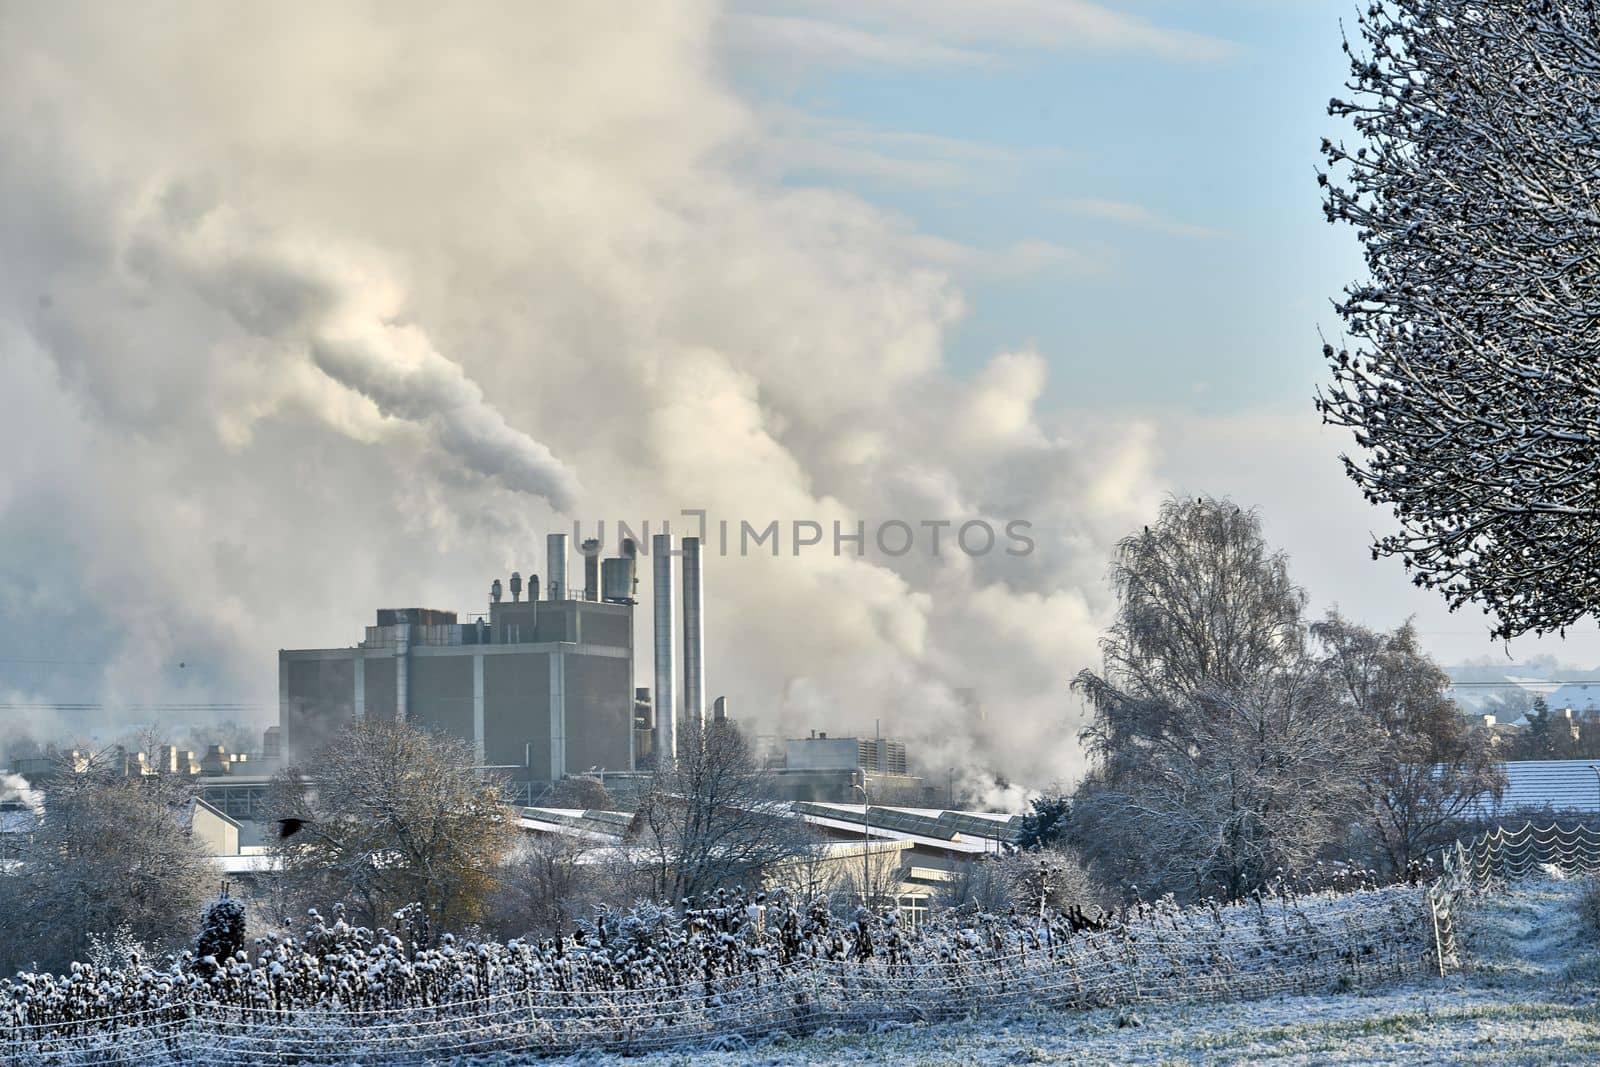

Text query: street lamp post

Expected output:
[852,780,872,907]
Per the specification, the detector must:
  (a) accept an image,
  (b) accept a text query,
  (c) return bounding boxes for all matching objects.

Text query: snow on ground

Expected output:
[544,879,1600,1066]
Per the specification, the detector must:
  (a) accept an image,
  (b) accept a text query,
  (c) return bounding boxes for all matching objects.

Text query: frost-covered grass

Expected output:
[546,878,1599,1066]
[1,883,1428,1064]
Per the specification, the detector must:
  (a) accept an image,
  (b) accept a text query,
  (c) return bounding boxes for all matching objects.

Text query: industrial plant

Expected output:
[277,532,722,791]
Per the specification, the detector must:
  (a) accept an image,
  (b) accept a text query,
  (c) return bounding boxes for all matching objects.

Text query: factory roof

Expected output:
[518,807,634,842]
[793,803,1025,854]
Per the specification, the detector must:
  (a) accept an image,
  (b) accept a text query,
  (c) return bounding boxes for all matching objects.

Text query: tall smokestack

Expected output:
[681,536,705,734]
[546,533,568,600]
[652,532,676,765]
[582,538,600,601]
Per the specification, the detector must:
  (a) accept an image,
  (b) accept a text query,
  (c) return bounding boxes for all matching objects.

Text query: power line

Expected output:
[1445,680,1600,688]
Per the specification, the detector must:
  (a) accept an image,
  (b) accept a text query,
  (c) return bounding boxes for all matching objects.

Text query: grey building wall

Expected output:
[786,737,862,772]
[363,655,397,720]
[282,653,357,763]
[409,654,474,743]
[281,599,635,783]
[482,649,552,778]
[564,652,633,773]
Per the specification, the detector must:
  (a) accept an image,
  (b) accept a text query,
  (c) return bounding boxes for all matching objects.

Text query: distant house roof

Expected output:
[1470,760,1600,817]
[183,795,242,831]
[1548,684,1600,714]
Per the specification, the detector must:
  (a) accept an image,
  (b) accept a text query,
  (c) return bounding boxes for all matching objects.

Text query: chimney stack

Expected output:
[652,532,676,765]
[509,571,523,602]
[546,533,568,600]
[582,538,601,601]
[681,536,705,735]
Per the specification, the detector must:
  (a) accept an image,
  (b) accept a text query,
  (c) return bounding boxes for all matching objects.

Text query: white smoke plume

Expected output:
[0,773,44,817]
[0,2,1164,801]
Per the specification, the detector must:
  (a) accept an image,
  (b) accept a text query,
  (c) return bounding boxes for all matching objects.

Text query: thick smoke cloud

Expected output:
[0,1,1162,799]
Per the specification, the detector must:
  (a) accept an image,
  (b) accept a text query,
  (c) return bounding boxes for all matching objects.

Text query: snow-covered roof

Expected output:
[215,853,279,874]
[1470,760,1600,817]
[1548,683,1600,714]
[0,807,39,834]
[517,807,632,843]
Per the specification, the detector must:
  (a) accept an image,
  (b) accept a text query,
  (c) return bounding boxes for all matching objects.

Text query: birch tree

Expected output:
[1072,499,1365,899]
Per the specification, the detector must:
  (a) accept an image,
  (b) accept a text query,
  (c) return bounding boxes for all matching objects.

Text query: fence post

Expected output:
[1440,895,1452,979]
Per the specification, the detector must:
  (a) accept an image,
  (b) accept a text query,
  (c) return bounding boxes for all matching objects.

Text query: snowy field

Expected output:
[545,879,1600,1067]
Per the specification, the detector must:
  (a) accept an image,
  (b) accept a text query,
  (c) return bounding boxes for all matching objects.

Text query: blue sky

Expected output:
[722,1,1361,415]
[715,0,1600,669]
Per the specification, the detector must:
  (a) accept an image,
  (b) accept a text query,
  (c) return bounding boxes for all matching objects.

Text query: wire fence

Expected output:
[6,884,1428,1065]
[15,823,1592,1065]
[1426,820,1600,976]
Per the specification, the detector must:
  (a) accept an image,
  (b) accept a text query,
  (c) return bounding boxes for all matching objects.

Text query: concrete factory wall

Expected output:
[563,651,633,774]
[482,649,552,778]
[281,595,637,784]
[408,654,474,743]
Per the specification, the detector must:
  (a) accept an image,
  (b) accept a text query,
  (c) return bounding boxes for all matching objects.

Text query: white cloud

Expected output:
[728,0,1236,65]
[738,108,1031,189]
[722,13,992,68]
[1060,197,1221,239]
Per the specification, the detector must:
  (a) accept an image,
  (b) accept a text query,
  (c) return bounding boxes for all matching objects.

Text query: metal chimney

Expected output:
[582,538,601,601]
[622,537,638,596]
[681,536,705,734]
[509,571,522,602]
[652,532,676,765]
[601,557,633,603]
[490,578,503,604]
[546,533,568,600]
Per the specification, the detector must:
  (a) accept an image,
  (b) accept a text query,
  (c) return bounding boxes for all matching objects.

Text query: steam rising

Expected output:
[0,774,44,817]
[0,3,1163,801]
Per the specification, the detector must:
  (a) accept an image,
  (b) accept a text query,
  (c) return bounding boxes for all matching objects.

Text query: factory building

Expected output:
[278,531,716,790]
[281,535,646,787]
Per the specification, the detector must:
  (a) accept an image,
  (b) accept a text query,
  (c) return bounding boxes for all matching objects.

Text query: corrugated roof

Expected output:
[793,803,1024,847]
[519,807,632,840]
[1470,760,1600,816]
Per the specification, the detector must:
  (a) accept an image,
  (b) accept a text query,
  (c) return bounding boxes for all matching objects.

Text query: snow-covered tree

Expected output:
[1072,500,1367,900]
[192,889,247,969]
[267,719,517,942]
[1016,794,1070,852]
[1314,613,1504,874]
[1318,0,1600,639]
[1074,497,1306,776]
[0,764,212,974]
[636,723,809,904]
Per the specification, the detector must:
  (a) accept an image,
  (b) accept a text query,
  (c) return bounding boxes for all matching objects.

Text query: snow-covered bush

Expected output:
[0,882,1431,1061]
